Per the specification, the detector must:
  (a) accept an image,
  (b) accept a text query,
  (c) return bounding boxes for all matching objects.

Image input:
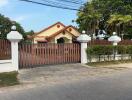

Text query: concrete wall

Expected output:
[0,60,17,73]
[88,54,131,62]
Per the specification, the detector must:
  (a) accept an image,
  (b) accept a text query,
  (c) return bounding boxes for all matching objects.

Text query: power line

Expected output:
[40,0,79,8]
[19,0,83,11]
[55,0,83,5]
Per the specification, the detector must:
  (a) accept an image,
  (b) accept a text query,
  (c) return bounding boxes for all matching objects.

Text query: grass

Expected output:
[0,71,19,87]
[87,60,132,67]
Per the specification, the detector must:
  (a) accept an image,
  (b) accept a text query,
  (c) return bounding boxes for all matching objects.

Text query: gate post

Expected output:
[7,25,23,71]
[77,31,91,64]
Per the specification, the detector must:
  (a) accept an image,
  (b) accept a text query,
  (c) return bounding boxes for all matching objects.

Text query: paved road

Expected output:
[1,69,132,100]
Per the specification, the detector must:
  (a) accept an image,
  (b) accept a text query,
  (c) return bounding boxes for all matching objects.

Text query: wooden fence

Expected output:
[0,39,11,60]
[19,43,81,69]
[88,40,132,45]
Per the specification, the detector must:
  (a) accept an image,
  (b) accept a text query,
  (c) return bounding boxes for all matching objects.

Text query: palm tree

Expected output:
[107,14,132,37]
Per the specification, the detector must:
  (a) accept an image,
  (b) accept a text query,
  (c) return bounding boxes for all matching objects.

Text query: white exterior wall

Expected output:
[0,60,17,73]
[88,54,131,62]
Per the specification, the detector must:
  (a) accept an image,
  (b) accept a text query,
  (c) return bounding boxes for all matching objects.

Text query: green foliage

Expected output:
[117,45,127,54]
[76,0,132,36]
[87,45,132,55]
[86,45,132,62]
[0,14,25,39]
[86,45,114,55]
[127,45,132,54]
[25,30,34,36]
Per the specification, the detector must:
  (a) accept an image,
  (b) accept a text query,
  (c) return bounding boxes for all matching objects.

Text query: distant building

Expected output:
[30,22,80,43]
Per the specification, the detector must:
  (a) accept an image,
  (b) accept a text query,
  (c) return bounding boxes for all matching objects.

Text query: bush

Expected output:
[86,45,114,56]
[117,45,127,54]
[86,45,132,62]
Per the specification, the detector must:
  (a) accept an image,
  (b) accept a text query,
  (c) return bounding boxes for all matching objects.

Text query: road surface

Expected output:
[0,68,132,100]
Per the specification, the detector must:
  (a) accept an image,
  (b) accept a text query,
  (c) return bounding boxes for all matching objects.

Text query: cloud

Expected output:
[0,0,9,7]
[14,16,28,22]
[9,15,31,23]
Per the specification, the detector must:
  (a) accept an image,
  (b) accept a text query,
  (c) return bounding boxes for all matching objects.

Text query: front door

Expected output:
[57,38,65,44]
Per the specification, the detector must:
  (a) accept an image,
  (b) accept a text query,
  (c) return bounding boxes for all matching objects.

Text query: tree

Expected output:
[76,2,101,35]
[0,14,25,39]
[107,14,132,35]
[76,0,132,38]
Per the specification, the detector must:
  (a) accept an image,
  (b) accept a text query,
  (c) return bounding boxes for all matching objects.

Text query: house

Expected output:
[30,22,81,43]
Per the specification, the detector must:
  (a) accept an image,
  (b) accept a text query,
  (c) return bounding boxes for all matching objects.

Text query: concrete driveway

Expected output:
[0,63,132,100]
[18,64,125,86]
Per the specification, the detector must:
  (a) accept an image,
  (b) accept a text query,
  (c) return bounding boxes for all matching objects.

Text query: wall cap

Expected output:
[77,34,91,43]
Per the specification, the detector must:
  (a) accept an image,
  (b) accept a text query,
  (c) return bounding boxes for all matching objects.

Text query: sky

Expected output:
[0,0,84,32]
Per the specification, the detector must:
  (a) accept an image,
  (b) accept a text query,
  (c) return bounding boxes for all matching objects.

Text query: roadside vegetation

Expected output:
[0,71,19,87]
[87,60,132,67]
[76,0,132,39]
[86,45,132,62]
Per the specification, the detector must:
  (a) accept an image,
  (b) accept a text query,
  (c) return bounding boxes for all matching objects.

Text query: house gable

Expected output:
[33,22,65,42]
[34,22,65,37]
[66,26,80,37]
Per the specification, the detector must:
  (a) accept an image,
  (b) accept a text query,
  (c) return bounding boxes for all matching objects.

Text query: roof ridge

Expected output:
[32,22,66,37]
[47,25,77,40]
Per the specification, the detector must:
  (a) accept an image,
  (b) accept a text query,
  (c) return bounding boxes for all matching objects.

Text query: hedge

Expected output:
[86,45,132,62]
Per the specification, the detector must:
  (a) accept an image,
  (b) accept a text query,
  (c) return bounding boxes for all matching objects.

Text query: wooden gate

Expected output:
[19,43,81,69]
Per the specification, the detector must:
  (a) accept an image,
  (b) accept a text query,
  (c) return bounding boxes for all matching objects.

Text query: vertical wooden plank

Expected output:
[76,43,79,62]
[34,44,36,67]
[21,44,24,68]
[44,44,47,64]
[25,44,28,68]
[69,44,71,63]
[55,44,57,64]
[60,44,63,64]
[21,44,23,69]
[40,43,42,65]
[66,44,68,63]
[63,44,65,63]
[37,43,40,65]
[19,44,21,68]
[69,44,72,63]
[71,44,74,63]
[73,44,76,62]
[22,44,25,68]
[46,44,49,64]
[72,44,74,62]
[67,44,69,63]
[43,43,46,64]
[51,44,54,64]
[36,44,39,66]
[21,44,24,69]
[30,44,32,67]
[57,44,59,64]
[48,44,50,64]
[20,45,23,68]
